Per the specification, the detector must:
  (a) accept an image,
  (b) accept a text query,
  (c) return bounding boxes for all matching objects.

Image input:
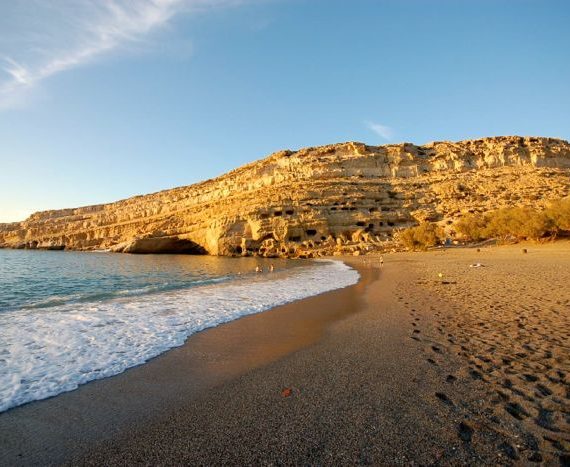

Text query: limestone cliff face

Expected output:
[1,136,569,257]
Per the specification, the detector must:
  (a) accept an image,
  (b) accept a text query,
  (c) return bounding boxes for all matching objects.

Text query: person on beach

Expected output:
[379,256,384,267]
[255,266,263,273]
[269,264,274,272]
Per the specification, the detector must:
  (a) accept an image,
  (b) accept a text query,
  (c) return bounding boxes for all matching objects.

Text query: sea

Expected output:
[0,249,358,413]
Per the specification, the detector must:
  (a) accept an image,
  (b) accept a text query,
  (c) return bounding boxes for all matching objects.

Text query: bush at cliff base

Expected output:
[397,223,445,251]
[455,197,570,243]
[546,197,570,233]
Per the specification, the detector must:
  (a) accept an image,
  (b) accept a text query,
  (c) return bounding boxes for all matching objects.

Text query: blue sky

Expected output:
[0,0,568,222]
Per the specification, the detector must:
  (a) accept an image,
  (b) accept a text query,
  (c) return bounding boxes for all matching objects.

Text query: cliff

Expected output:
[1,136,569,257]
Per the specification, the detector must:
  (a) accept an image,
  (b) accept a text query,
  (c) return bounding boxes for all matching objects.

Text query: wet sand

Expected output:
[1,244,569,465]
[0,263,377,465]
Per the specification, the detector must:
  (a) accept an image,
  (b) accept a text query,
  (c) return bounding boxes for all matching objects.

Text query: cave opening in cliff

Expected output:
[126,237,208,255]
[170,240,208,255]
[168,240,208,255]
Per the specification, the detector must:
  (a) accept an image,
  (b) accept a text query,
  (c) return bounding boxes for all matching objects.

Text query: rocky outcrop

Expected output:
[1,136,569,257]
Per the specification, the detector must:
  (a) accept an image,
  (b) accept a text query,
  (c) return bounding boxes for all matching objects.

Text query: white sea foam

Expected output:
[0,260,358,412]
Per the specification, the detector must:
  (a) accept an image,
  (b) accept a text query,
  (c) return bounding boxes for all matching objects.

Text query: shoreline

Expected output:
[0,260,373,465]
[1,243,568,465]
[0,256,357,413]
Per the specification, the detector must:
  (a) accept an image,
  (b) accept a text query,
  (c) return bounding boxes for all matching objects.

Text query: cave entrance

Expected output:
[126,237,208,255]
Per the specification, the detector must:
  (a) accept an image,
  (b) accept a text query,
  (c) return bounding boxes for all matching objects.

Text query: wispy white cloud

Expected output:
[0,0,245,110]
[365,120,394,141]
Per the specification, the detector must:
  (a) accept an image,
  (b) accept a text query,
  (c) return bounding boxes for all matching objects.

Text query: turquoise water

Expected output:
[0,249,303,312]
[0,249,359,412]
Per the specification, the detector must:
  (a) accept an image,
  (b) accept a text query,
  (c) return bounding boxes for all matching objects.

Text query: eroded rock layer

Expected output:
[1,136,569,257]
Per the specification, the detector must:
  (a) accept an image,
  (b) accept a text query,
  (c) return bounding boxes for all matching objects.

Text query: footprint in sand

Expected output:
[504,402,530,420]
[496,390,509,401]
[527,451,543,462]
[535,384,552,397]
[535,408,559,432]
[458,421,474,442]
[435,392,454,406]
[498,442,519,461]
[469,368,484,380]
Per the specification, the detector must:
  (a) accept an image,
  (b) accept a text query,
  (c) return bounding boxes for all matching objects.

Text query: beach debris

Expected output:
[436,272,457,285]
[281,387,293,398]
[469,263,485,268]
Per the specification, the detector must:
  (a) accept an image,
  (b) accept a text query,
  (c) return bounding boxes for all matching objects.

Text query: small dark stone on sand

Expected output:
[458,421,474,442]
[446,374,457,383]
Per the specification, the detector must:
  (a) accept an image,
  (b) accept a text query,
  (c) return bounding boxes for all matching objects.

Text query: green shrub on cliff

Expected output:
[398,223,444,251]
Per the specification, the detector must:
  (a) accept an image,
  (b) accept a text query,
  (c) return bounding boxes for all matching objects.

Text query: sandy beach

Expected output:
[1,243,569,465]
